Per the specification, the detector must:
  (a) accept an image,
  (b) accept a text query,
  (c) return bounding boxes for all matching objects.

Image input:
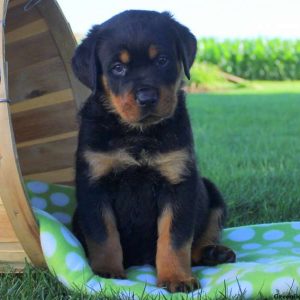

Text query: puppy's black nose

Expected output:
[135,87,158,106]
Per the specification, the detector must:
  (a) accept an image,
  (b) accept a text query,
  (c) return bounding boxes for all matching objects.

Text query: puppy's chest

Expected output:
[83,142,191,185]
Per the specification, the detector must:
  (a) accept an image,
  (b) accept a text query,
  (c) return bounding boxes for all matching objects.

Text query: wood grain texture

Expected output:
[6,1,40,32]
[37,0,90,108]
[24,167,74,184]
[18,136,77,175]
[11,89,73,113]
[6,19,48,44]
[0,242,24,251]
[6,31,59,72]
[0,0,85,269]
[0,204,19,242]
[12,101,78,143]
[16,131,78,149]
[9,57,70,103]
[0,103,45,267]
[0,249,27,262]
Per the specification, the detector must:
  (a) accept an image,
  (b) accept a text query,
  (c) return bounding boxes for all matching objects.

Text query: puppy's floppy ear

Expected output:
[72,25,101,94]
[163,12,197,80]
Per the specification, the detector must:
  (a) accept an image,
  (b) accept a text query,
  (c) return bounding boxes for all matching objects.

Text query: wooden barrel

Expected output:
[0,0,88,271]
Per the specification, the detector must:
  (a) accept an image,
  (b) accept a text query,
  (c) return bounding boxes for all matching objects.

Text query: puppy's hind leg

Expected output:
[192,178,236,266]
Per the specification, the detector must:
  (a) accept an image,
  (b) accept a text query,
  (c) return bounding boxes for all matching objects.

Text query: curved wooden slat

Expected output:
[6,19,48,44]
[11,89,73,113]
[0,0,86,270]
[0,93,46,268]
[16,131,77,149]
[37,0,89,109]
[0,2,36,270]
[12,100,78,143]
[18,136,77,175]
[24,167,74,184]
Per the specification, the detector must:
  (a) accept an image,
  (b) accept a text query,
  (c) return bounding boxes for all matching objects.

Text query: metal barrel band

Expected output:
[0,98,11,104]
[24,0,43,11]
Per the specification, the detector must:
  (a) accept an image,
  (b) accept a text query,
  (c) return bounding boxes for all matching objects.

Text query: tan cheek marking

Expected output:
[156,207,193,286]
[156,84,178,118]
[156,70,182,118]
[119,50,130,64]
[101,75,117,113]
[149,44,158,59]
[102,75,109,92]
[86,209,124,276]
[149,149,191,184]
[111,92,141,123]
[84,149,139,181]
[101,76,141,123]
[191,208,224,263]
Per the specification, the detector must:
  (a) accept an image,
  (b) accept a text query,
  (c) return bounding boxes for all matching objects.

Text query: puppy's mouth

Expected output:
[137,112,164,125]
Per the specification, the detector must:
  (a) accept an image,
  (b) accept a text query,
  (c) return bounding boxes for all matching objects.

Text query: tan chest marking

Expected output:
[84,149,139,181]
[148,150,191,184]
[84,148,191,183]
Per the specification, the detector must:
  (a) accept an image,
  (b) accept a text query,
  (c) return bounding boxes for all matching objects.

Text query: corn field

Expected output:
[197,38,300,80]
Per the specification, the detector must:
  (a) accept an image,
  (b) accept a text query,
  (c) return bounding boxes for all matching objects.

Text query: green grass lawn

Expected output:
[188,90,300,227]
[1,82,300,299]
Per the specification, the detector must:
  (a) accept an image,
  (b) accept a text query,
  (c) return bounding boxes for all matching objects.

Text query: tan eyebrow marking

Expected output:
[148,44,158,59]
[119,50,130,64]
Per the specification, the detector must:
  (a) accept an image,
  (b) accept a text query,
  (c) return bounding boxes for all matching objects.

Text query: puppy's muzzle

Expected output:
[135,87,158,107]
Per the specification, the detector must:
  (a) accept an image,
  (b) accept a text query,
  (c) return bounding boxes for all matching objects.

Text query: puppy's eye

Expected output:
[111,63,127,76]
[156,55,169,67]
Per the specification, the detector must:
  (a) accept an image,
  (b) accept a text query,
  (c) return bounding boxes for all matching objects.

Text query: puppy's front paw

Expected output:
[157,275,200,293]
[91,260,126,279]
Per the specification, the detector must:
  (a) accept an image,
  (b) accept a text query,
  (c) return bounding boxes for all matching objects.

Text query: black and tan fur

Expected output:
[72,10,235,293]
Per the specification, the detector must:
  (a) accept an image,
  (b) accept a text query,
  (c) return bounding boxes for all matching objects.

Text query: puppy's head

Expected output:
[72,10,197,127]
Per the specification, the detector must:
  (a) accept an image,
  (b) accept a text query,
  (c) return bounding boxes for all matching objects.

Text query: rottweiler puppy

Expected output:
[72,10,236,293]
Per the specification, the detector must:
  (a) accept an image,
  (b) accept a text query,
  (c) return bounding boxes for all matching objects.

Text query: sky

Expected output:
[57,0,300,39]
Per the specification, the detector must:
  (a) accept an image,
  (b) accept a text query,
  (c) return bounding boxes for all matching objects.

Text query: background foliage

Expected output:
[194,38,300,81]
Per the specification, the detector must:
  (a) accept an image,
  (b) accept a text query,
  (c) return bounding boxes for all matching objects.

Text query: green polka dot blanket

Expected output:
[25,180,300,299]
